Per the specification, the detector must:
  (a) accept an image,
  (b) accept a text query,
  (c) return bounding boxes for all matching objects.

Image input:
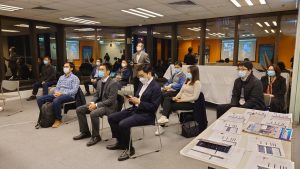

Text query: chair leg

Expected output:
[19,96,23,112]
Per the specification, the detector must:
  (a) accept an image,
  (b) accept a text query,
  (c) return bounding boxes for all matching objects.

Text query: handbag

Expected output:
[181,121,201,138]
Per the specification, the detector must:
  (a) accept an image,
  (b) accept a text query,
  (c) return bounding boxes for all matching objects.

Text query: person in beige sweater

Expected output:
[156,65,201,135]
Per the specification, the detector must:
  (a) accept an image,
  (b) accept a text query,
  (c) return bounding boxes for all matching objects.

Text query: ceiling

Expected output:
[0,0,298,27]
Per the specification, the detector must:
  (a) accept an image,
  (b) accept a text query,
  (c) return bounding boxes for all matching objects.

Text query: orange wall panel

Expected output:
[278,35,295,69]
[156,39,162,61]
[73,40,100,69]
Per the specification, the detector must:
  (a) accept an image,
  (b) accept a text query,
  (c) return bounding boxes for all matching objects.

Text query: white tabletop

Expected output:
[180,107,292,169]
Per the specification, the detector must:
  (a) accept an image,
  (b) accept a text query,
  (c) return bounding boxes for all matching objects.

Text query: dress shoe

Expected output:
[106,143,125,150]
[26,95,36,101]
[86,136,101,147]
[73,133,91,140]
[118,147,135,161]
[52,120,62,128]
[35,123,41,129]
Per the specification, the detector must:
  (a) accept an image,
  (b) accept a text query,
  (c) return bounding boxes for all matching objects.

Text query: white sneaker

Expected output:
[157,115,169,124]
[155,126,165,136]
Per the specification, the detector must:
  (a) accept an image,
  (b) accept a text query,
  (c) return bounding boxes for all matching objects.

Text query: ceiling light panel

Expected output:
[245,0,254,6]
[256,22,263,27]
[264,30,269,33]
[122,8,163,18]
[264,22,270,26]
[272,21,277,26]
[1,29,20,32]
[74,28,95,31]
[230,0,241,7]
[259,0,266,5]
[0,4,23,11]
[60,17,100,25]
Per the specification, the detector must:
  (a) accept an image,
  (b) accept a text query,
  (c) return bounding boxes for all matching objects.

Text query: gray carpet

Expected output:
[0,97,299,169]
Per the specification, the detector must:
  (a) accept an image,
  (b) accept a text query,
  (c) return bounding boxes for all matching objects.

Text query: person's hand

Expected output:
[165,85,171,90]
[91,79,96,83]
[54,92,63,97]
[42,81,45,84]
[129,97,140,105]
[88,103,97,111]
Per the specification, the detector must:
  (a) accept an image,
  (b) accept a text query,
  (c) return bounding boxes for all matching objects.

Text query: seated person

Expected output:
[115,59,132,87]
[106,64,162,161]
[79,58,94,76]
[18,58,30,80]
[36,62,80,128]
[261,65,286,113]
[161,61,186,104]
[83,59,101,96]
[157,65,201,135]
[27,56,57,101]
[73,63,118,147]
[217,61,265,118]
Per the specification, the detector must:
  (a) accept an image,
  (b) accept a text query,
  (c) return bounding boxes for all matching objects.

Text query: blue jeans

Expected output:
[32,81,57,96]
[37,94,74,120]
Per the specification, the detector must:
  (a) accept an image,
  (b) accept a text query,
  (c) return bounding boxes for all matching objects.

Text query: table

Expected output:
[163,65,290,104]
[180,107,292,169]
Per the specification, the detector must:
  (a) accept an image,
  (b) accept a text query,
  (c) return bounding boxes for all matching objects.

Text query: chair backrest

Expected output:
[1,80,19,92]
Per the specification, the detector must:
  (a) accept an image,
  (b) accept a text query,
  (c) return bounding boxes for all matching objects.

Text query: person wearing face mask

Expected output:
[116,59,132,87]
[83,59,101,96]
[216,61,265,118]
[131,42,150,93]
[156,65,201,134]
[36,62,80,128]
[27,56,57,101]
[261,65,286,113]
[160,61,186,111]
[106,64,161,161]
[74,63,118,146]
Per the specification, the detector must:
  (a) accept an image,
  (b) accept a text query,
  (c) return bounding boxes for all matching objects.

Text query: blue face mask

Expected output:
[267,70,275,77]
[98,71,104,78]
[238,70,247,78]
[174,68,181,74]
[186,73,192,79]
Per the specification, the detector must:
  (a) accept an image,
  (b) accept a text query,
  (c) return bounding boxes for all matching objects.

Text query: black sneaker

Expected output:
[86,136,101,147]
[27,95,36,101]
[118,147,135,161]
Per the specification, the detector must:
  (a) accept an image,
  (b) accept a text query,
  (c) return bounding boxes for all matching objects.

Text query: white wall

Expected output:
[289,6,300,123]
[100,42,125,64]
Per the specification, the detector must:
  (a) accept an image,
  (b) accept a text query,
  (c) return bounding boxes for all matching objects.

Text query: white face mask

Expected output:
[63,67,70,74]
[139,77,148,85]
[121,63,127,67]
[136,46,142,52]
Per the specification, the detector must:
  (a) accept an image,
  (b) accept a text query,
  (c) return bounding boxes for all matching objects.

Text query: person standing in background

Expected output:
[131,42,150,92]
[184,47,196,65]
[83,59,101,96]
[104,53,110,63]
[2,46,18,79]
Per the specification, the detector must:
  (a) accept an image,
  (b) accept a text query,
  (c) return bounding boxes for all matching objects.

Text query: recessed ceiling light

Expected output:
[138,31,147,34]
[60,17,100,25]
[206,37,209,39]
[50,37,56,40]
[0,4,23,11]
[197,36,200,38]
[256,22,263,27]
[74,28,95,31]
[264,22,270,27]
[1,29,20,32]
[129,9,156,17]
[259,0,266,5]
[271,29,275,33]
[230,0,241,7]
[165,35,172,38]
[251,34,255,36]
[121,10,149,18]
[153,32,160,35]
[136,8,163,17]
[69,36,81,39]
[245,0,254,6]
[114,33,125,36]
[206,29,210,31]
[272,21,277,26]
[264,30,269,33]
[14,24,50,29]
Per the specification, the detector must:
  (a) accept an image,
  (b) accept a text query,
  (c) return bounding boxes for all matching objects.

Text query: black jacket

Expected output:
[40,65,56,82]
[184,53,196,65]
[231,73,265,110]
[130,79,162,116]
[261,75,286,99]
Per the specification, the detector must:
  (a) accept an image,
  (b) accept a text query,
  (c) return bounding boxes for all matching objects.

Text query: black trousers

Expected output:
[216,104,235,118]
[161,90,178,106]
[108,109,155,148]
[133,77,140,94]
[83,79,97,94]
[161,97,194,118]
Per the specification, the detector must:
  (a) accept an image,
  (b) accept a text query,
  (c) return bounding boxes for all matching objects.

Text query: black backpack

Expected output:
[39,102,55,128]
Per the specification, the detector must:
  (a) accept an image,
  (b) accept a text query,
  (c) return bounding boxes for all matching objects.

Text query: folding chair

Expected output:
[128,109,163,159]
[0,80,23,116]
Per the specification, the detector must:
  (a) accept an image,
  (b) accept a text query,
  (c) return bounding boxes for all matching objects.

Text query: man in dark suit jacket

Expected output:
[106,64,162,161]
[131,42,150,92]
[73,63,118,147]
